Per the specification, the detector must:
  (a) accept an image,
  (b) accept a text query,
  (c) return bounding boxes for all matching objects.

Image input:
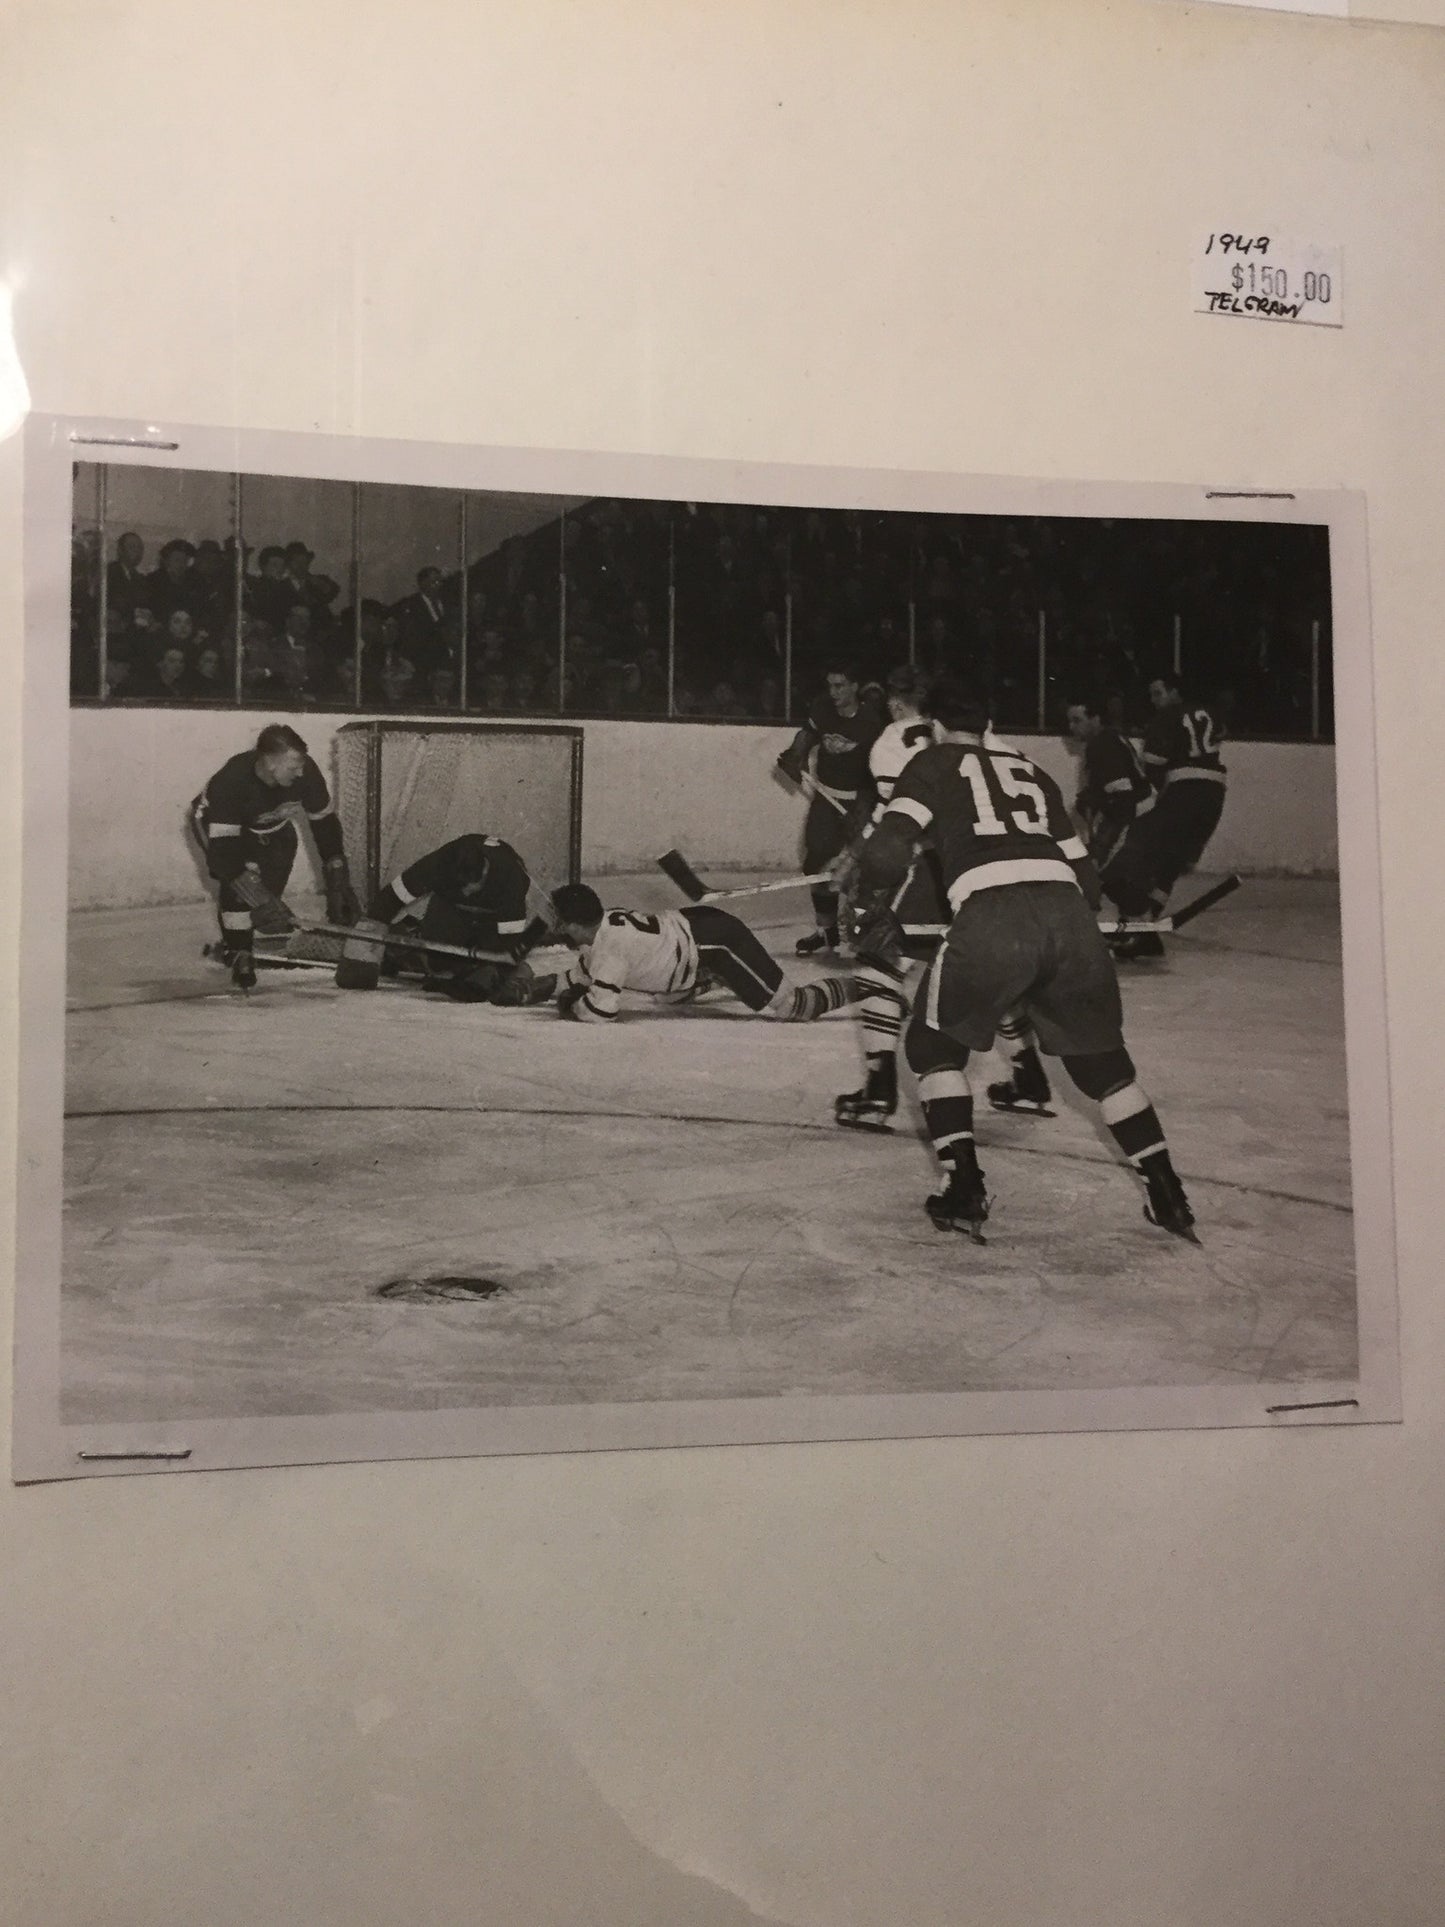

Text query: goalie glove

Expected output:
[232,865,296,936]
[324,855,363,927]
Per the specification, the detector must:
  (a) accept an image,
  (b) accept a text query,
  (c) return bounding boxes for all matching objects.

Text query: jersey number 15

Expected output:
[958,752,1050,837]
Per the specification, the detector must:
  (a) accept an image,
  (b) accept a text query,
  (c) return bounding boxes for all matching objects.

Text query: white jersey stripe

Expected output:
[945,856,1079,912]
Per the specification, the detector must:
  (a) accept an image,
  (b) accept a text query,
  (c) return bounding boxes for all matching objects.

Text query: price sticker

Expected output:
[1192,233,1342,328]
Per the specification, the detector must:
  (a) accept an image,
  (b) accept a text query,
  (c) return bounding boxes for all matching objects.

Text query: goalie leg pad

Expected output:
[335,918,388,991]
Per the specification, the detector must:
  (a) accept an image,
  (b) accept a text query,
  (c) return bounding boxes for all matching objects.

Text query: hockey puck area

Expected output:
[375,1274,511,1303]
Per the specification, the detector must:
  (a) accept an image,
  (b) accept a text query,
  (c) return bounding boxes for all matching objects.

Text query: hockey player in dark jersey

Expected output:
[833,666,1056,1130]
[335,834,555,1003]
[1101,676,1228,960]
[189,723,361,988]
[854,677,1197,1244]
[1066,695,1152,868]
[548,884,859,1023]
[775,663,885,956]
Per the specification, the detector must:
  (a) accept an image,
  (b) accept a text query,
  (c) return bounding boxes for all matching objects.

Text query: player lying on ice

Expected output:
[548,884,862,1024]
[334,833,558,1004]
[849,675,1198,1245]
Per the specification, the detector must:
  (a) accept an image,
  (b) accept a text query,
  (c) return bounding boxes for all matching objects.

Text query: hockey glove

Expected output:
[775,750,807,786]
[232,866,296,935]
[324,854,363,927]
[850,898,905,973]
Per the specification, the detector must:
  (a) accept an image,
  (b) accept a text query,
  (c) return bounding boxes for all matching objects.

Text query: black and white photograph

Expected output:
[13,418,1397,1478]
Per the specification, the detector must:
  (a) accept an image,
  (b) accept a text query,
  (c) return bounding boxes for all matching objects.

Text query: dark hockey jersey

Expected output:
[884,742,1087,913]
[191,751,342,880]
[376,835,533,939]
[781,694,884,804]
[1141,701,1227,792]
[1078,727,1151,824]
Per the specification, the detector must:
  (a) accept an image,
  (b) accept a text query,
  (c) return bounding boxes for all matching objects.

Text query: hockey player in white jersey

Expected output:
[550,884,860,1023]
[834,666,1054,1130]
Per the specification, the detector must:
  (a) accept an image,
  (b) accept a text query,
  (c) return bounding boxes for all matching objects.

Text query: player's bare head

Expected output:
[929,677,991,739]
[255,723,308,785]
[1149,675,1181,709]
[824,664,860,708]
[886,663,930,719]
[1067,696,1104,739]
[550,883,604,946]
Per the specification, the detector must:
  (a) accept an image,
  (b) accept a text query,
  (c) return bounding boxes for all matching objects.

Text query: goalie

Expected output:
[189,723,361,989]
[334,833,556,1004]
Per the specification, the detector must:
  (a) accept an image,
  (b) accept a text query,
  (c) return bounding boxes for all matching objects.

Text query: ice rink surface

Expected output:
[60,872,1356,1423]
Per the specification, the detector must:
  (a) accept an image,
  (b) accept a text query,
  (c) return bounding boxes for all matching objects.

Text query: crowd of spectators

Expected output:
[69,495,1333,738]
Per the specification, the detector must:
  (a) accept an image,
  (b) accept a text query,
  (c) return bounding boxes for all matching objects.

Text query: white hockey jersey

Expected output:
[566,907,700,1021]
[868,717,1014,821]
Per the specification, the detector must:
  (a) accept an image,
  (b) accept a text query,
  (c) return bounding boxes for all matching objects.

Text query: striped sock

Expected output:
[781,976,855,1022]
[918,1068,975,1165]
[1099,1082,1168,1165]
[856,961,908,1054]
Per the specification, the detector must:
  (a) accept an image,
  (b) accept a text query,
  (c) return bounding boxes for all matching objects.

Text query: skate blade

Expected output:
[1145,1206,1201,1246]
[925,1205,989,1244]
[987,1097,1056,1119]
[835,1114,895,1134]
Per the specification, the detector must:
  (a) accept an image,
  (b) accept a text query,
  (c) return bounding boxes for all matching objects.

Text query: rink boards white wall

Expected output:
[67,705,1337,909]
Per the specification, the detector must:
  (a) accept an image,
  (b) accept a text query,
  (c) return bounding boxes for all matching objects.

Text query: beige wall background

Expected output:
[3,2,1443,1923]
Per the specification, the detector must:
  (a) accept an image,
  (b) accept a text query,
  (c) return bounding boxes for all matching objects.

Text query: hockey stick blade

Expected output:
[656,849,710,902]
[1166,874,1241,932]
[656,852,830,905]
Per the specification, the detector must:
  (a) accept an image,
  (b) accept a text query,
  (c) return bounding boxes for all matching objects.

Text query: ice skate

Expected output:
[986,1046,1055,1118]
[796,925,840,958]
[230,949,257,991]
[925,1151,991,1243]
[835,1059,898,1133]
[1141,1157,1199,1244]
[1110,929,1166,962]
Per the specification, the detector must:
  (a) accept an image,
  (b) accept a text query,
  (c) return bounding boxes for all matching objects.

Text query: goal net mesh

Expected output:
[332,723,581,906]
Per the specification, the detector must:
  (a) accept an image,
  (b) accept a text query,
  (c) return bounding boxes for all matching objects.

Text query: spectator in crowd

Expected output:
[397,565,454,674]
[163,607,202,655]
[187,643,230,701]
[379,652,418,709]
[424,664,458,709]
[509,668,539,713]
[135,644,191,702]
[191,539,230,624]
[248,546,294,628]
[146,539,198,622]
[106,532,148,616]
[476,670,510,713]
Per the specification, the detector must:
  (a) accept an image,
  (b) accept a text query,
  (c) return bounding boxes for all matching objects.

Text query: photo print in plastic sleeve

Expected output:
[11,413,1400,1479]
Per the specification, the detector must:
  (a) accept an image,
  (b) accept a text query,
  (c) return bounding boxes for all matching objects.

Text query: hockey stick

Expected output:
[659,849,1240,936]
[906,875,1243,940]
[294,920,530,967]
[797,770,850,818]
[1154,872,1241,932]
[656,850,830,904]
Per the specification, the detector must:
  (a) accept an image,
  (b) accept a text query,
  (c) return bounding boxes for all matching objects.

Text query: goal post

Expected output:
[332,720,584,906]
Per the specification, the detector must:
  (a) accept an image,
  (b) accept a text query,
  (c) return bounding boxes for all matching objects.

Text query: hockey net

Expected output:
[331,721,584,906]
